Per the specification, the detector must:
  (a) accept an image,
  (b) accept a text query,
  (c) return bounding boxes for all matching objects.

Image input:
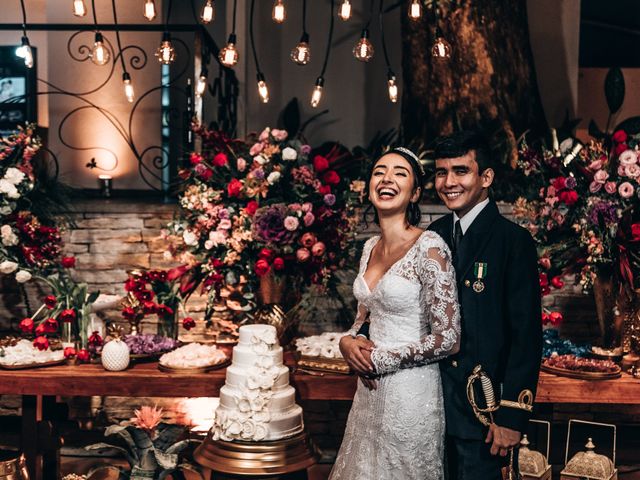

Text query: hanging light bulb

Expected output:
[353,29,374,62]
[219,34,239,67]
[257,72,269,103]
[291,33,311,66]
[431,28,452,60]
[122,72,135,103]
[143,0,157,21]
[90,32,110,66]
[387,71,398,103]
[408,0,422,20]
[195,68,208,97]
[272,0,286,23]
[338,0,352,20]
[155,32,176,64]
[73,0,87,17]
[200,0,215,24]
[16,36,34,69]
[310,77,324,108]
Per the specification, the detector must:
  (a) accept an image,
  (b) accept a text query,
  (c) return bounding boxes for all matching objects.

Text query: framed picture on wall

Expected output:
[0,45,37,136]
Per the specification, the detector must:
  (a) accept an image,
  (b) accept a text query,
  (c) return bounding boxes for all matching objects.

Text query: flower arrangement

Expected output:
[165,125,365,319]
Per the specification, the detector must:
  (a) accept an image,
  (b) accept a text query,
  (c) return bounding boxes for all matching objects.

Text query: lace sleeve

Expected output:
[344,302,369,338]
[371,236,461,375]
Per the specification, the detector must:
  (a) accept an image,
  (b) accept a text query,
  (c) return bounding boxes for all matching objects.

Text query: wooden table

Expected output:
[1,363,638,480]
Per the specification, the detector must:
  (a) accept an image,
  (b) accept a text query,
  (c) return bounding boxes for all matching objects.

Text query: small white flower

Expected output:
[0,260,18,274]
[254,155,267,165]
[4,168,25,185]
[267,171,281,185]
[0,205,13,216]
[241,420,256,439]
[282,147,297,161]
[253,411,271,423]
[15,270,31,283]
[237,398,251,413]
[227,421,242,435]
[262,328,278,345]
[182,230,198,246]
[0,180,19,199]
[258,355,274,369]
[1,225,18,246]
[253,424,267,441]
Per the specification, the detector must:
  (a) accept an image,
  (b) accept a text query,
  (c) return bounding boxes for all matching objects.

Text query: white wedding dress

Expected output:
[330,230,461,480]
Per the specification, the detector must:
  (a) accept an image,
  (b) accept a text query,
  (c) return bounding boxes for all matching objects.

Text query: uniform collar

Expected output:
[453,197,491,235]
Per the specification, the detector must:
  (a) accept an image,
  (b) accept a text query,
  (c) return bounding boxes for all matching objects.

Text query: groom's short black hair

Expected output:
[433,130,494,174]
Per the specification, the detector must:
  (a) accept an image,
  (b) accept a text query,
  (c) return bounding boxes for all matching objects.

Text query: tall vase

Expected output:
[254,273,295,345]
[593,272,624,350]
[157,308,178,339]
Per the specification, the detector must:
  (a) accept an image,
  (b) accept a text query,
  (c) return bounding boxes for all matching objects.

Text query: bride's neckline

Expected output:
[360,230,427,294]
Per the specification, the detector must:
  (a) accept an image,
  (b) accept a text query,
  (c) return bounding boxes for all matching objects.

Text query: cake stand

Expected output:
[194,431,317,479]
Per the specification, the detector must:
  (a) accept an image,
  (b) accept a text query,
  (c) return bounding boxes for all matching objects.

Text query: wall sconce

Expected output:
[98,174,113,198]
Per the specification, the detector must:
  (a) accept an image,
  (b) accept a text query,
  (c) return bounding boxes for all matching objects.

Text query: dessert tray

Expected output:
[158,343,229,374]
[295,332,350,374]
[0,358,66,370]
[541,354,621,380]
[296,355,350,374]
[0,339,65,370]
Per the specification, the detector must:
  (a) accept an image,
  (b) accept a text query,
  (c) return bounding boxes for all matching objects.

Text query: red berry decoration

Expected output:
[76,349,90,363]
[183,317,196,331]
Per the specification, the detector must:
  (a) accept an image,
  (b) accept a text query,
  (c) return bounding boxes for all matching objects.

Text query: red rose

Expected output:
[44,295,57,309]
[615,143,628,156]
[552,177,566,191]
[273,257,285,271]
[322,170,340,185]
[245,200,259,216]
[157,304,174,316]
[541,312,550,325]
[190,152,203,165]
[33,336,49,351]
[63,346,77,359]
[227,178,243,198]
[313,155,330,173]
[88,331,103,347]
[143,301,157,314]
[255,259,271,277]
[213,152,229,167]
[550,276,564,289]
[59,308,76,323]
[182,317,196,330]
[19,317,34,333]
[76,349,90,363]
[198,167,214,182]
[61,256,76,268]
[549,311,563,326]
[35,324,46,336]
[122,307,137,321]
[539,272,548,287]
[44,318,59,333]
[632,223,640,241]
[318,184,332,196]
[612,130,628,143]
[258,248,275,261]
[558,190,578,206]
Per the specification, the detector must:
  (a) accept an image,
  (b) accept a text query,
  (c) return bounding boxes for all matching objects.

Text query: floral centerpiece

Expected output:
[165,126,365,329]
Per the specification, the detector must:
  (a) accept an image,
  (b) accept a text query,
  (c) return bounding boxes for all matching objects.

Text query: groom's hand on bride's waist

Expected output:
[485,423,521,457]
[339,336,375,375]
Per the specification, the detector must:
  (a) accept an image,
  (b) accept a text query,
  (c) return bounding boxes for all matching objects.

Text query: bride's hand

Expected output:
[339,336,375,374]
[359,375,378,390]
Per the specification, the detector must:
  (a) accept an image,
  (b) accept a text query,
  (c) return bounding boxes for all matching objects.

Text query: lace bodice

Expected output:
[346,230,461,375]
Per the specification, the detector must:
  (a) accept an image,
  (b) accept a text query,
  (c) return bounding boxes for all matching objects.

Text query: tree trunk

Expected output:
[401,0,547,165]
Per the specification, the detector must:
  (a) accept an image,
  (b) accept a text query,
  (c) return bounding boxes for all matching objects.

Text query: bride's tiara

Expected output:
[391,147,425,177]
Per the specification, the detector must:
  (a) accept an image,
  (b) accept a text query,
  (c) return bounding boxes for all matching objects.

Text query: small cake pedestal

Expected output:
[194,431,317,479]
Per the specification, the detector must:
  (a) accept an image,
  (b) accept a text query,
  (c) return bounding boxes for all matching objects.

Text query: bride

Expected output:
[330,148,461,480]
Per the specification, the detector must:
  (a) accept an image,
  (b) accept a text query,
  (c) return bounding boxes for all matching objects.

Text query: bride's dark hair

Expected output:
[365,148,425,227]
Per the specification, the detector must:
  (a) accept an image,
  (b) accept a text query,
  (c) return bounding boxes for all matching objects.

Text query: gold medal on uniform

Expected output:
[473,262,487,293]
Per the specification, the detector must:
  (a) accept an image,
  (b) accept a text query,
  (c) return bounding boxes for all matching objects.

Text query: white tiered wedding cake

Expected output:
[211,324,304,442]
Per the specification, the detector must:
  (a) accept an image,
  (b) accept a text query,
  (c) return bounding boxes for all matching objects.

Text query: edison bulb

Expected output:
[155,33,176,64]
[195,69,208,97]
[73,0,87,17]
[431,36,452,60]
[387,74,398,103]
[353,30,374,62]
[201,0,214,24]
[143,0,156,20]
[16,37,34,69]
[122,73,134,103]
[272,0,286,23]
[310,77,324,108]
[91,32,110,66]
[219,35,239,67]
[409,0,422,20]
[257,73,269,103]
[291,34,311,65]
[338,0,352,20]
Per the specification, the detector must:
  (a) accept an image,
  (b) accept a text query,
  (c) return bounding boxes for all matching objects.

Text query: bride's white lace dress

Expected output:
[329,230,461,480]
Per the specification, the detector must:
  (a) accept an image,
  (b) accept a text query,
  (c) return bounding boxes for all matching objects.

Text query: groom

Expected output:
[342,130,542,479]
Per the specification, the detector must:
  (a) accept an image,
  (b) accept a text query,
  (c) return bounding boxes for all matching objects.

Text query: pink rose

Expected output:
[218,218,232,230]
[289,203,302,212]
[625,164,640,178]
[300,232,317,248]
[301,202,313,213]
[539,257,551,270]
[604,181,618,194]
[237,157,247,172]
[618,165,627,177]
[259,128,270,142]
[303,212,315,227]
[619,150,638,166]
[296,248,311,262]
[250,142,264,156]
[619,181,635,198]
[311,242,326,257]
[284,216,299,231]
[271,129,288,141]
[593,169,609,184]
[588,159,603,171]
[589,181,602,193]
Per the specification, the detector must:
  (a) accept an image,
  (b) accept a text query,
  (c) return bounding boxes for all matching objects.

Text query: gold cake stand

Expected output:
[194,431,317,479]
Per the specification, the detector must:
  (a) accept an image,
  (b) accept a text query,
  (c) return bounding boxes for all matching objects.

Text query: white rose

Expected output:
[15,270,31,283]
[0,180,19,199]
[0,205,13,215]
[237,398,251,413]
[282,147,297,161]
[260,375,275,389]
[250,396,267,412]
[253,424,268,441]
[204,239,214,250]
[241,420,256,439]
[0,260,18,274]
[258,355,274,369]
[267,171,281,185]
[254,155,267,165]
[4,168,25,185]
[227,421,242,436]
[262,329,278,345]
[247,374,261,390]
[1,225,17,246]
[182,230,198,246]
[253,411,271,423]
[252,342,269,355]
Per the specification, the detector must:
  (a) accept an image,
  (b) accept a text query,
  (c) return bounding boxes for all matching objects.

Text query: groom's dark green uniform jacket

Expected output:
[358,200,542,440]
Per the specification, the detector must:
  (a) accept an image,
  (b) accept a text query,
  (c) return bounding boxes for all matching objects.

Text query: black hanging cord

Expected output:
[319,0,335,77]
[302,0,308,36]
[231,0,238,34]
[379,0,392,68]
[91,0,98,26]
[249,0,262,73]
[110,0,127,72]
[166,0,174,25]
[364,0,375,30]
[19,0,28,36]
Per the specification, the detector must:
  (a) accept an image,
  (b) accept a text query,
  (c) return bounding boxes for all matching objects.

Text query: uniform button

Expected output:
[464,280,471,287]
[451,360,458,367]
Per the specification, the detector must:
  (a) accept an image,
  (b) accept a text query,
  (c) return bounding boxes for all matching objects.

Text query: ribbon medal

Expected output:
[473,262,487,293]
